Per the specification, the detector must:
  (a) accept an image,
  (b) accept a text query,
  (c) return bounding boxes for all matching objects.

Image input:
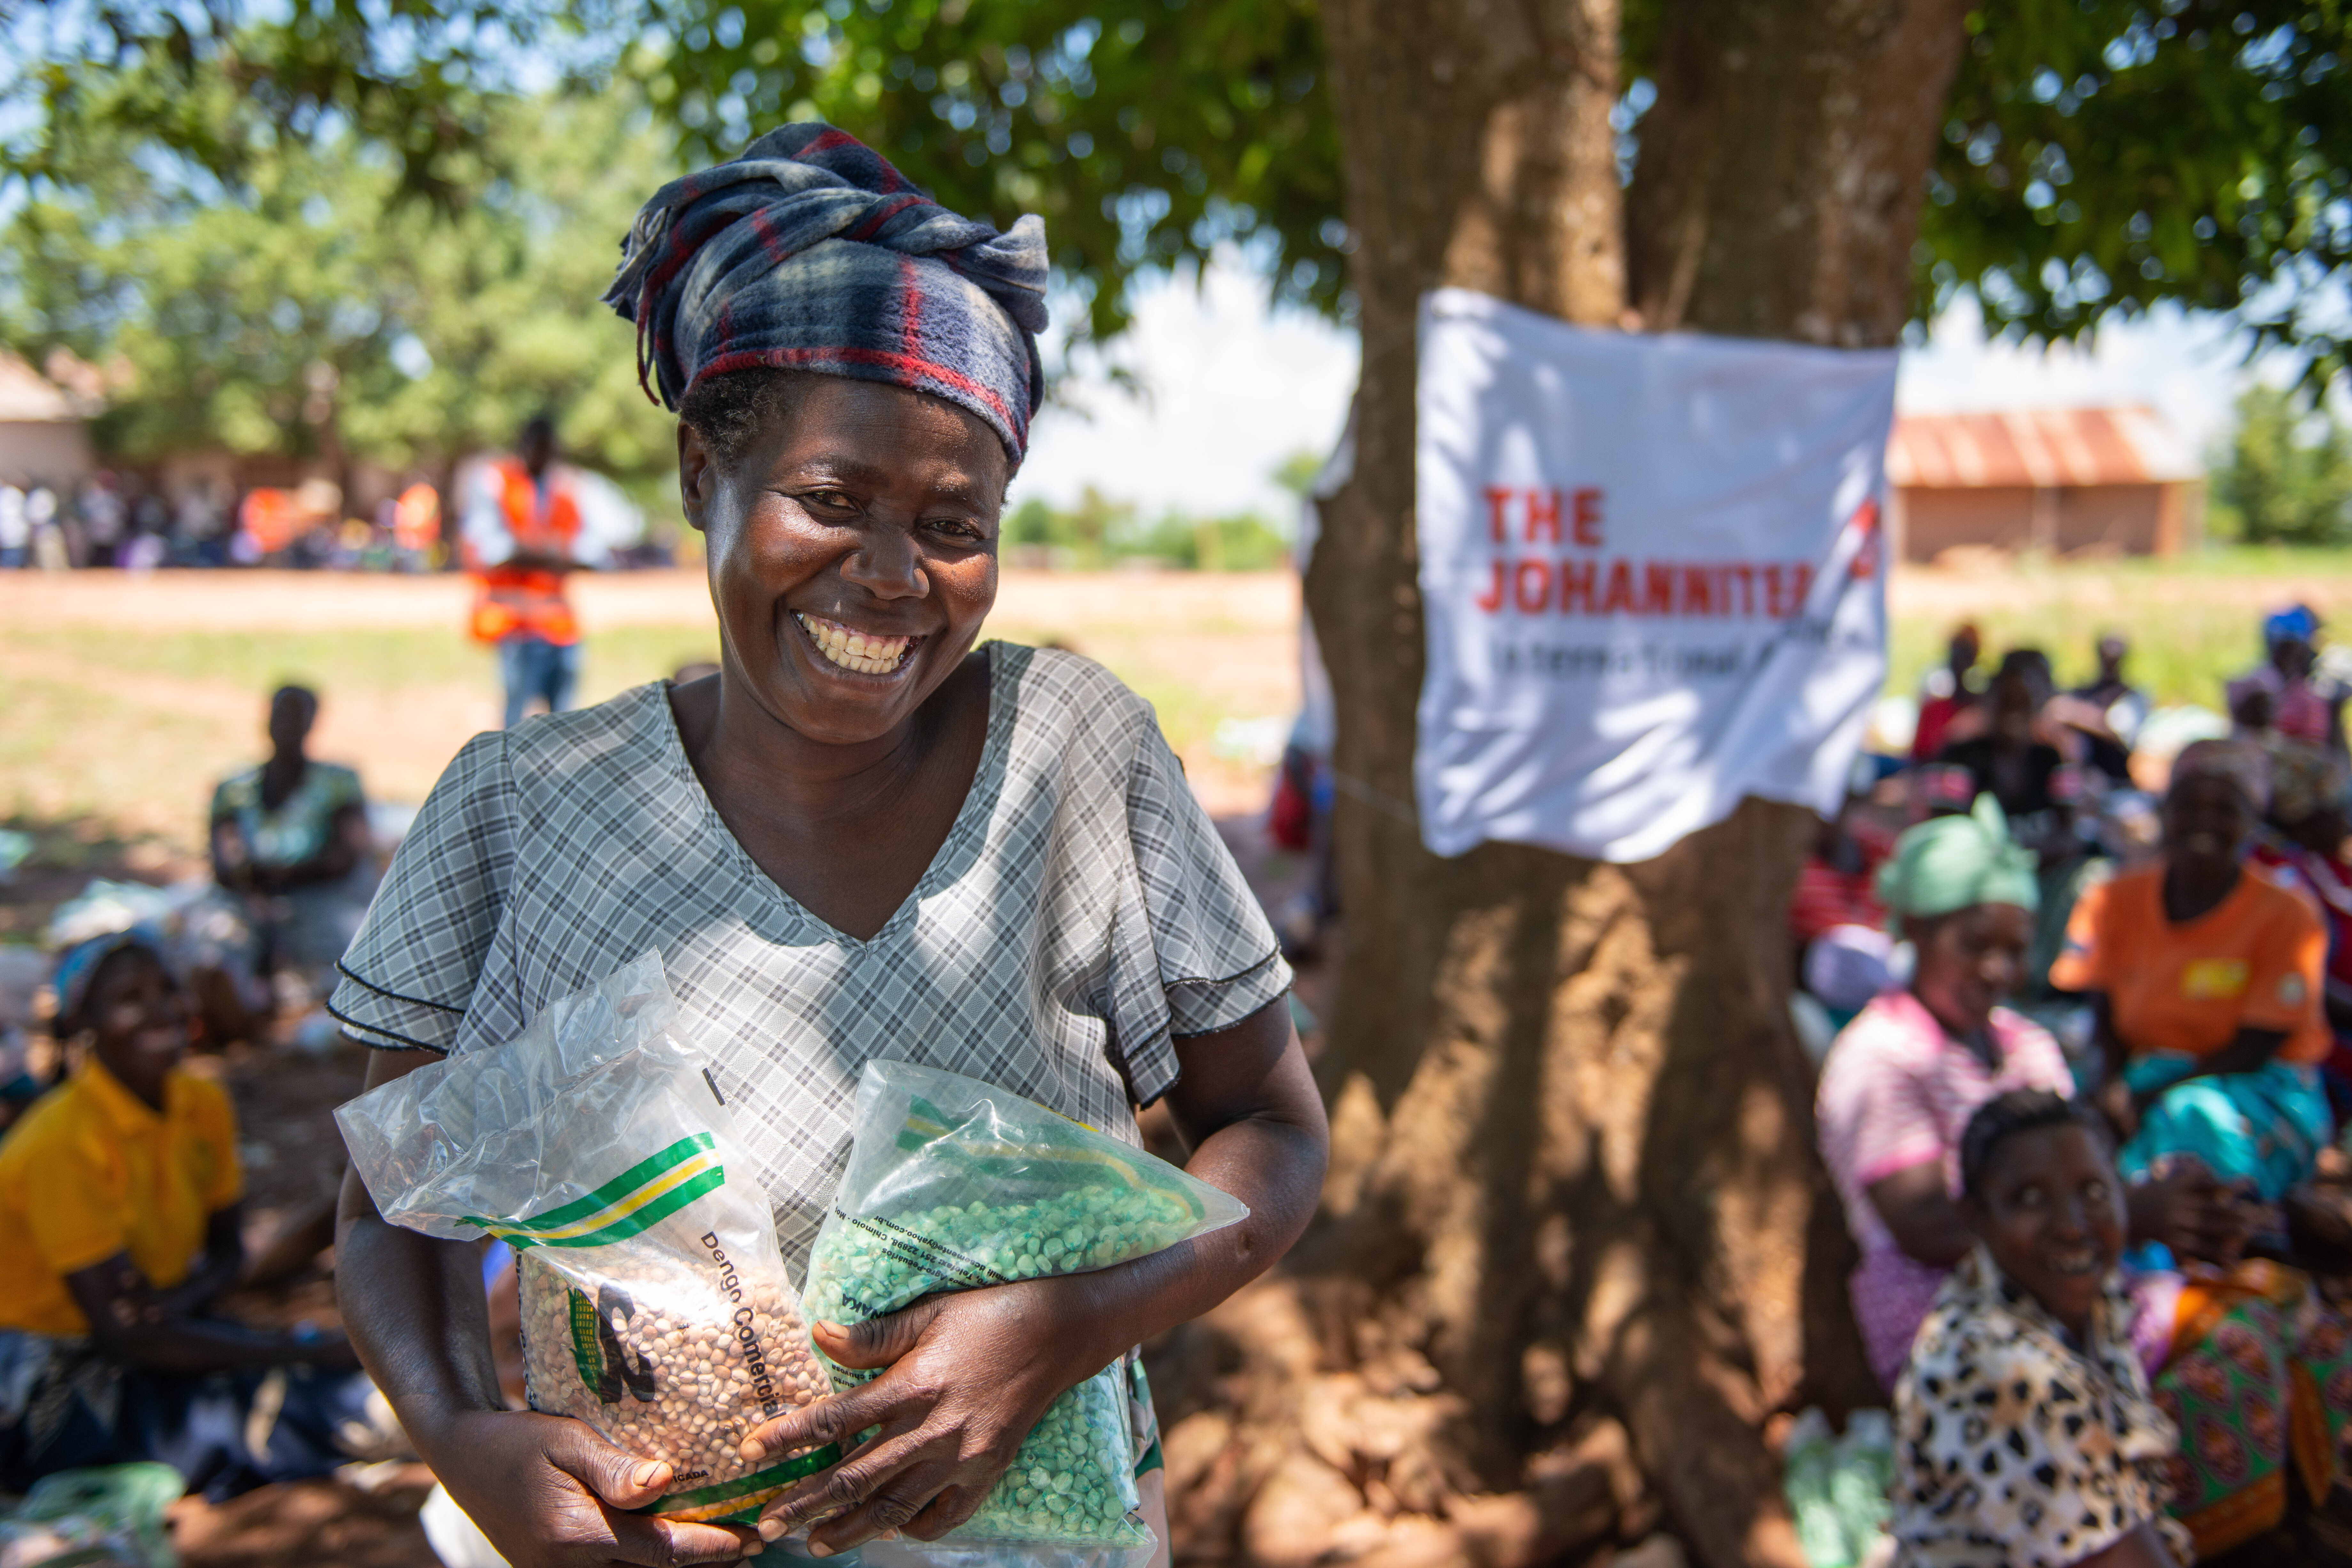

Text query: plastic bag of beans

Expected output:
[801,1060,1249,1565]
[337,952,839,1525]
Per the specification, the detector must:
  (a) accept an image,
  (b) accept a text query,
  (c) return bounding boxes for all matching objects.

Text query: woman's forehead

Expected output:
[1989,1124,2110,1182]
[759,380,1007,488]
[91,944,169,992]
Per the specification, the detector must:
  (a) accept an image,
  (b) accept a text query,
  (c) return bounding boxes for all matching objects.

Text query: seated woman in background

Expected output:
[1816,795,2241,1392]
[2253,742,2352,1087]
[1890,1090,2190,1568]
[210,684,376,1007]
[2051,740,2332,1203]
[1937,651,2069,824]
[0,930,383,1495]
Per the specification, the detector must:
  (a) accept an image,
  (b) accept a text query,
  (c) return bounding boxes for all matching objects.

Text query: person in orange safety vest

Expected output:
[459,415,610,728]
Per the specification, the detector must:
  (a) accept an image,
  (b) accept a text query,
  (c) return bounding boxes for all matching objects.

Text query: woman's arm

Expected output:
[2071,1521,2179,1568]
[741,998,1329,1553]
[154,1203,247,1316]
[63,1247,351,1375]
[336,1046,762,1568]
[1863,1163,1973,1268]
[2128,1027,2291,1109]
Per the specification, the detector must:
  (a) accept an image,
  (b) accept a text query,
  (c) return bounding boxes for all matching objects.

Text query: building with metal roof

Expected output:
[1885,405,2204,560]
[0,352,96,489]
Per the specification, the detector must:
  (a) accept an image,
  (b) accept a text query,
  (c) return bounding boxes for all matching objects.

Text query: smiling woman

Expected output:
[1890,1091,2191,1568]
[328,125,1328,1568]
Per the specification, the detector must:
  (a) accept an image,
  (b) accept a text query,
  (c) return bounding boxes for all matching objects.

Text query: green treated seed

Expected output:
[801,1168,1194,1547]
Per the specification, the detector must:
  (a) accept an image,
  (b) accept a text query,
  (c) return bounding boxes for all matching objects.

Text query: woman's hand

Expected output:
[2095,1076,2142,1142]
[740,1274,1112,1553]
[422,1407,762,1568]
[2125,1160,2249,1264]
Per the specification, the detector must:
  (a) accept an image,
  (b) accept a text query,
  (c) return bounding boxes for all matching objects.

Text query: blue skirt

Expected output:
[2119,1055,2333,1202]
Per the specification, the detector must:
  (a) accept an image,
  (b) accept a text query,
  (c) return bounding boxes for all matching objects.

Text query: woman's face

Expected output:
[2166,775,2253,872]
[1911,901,2033,1038]
[83,948,189,1094]
[683,377,1008,747]
[1963,1123,2123,1336]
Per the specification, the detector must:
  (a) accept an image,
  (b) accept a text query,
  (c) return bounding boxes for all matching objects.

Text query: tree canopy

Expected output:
[4,0,2347,465]
[2209,381,2352,542]
[1,75,679,485]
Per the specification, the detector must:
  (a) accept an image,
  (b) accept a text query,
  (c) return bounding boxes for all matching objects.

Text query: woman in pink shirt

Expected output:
[1816,796,2243,1391]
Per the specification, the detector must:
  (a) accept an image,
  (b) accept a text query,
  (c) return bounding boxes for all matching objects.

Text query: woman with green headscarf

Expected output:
[1816,796,2244,1391]
[1820,796,2352,1556]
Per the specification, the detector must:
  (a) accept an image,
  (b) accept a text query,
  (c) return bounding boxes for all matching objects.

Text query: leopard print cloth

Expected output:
[1891,1248,2193,1568]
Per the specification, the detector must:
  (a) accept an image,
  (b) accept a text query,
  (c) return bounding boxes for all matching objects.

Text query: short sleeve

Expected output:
[2245,887,2329,1054]
[1817,1031,1943,1192]
[1105,717,1290,1104]
[2047,875,2111,993]
[327,763,367,814]
[186,1077,245,1211]
[21,1126,128,1278]
[329,730,517,1053]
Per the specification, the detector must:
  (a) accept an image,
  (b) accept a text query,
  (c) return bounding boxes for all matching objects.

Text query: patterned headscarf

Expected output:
[2169,738,2270,814]
[1876,792,2041,929]
[52,925,170,1034]
[604,124,1049,460]
[2266,741,2339,827]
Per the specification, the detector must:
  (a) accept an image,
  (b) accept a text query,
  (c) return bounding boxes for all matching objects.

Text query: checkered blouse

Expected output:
[329,642,1289,1273]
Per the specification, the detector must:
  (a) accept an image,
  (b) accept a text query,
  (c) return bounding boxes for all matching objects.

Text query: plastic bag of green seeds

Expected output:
[802,1060,1249,1567]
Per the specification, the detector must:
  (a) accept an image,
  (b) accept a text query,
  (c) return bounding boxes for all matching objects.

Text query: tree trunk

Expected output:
[1151,4,1971,1566]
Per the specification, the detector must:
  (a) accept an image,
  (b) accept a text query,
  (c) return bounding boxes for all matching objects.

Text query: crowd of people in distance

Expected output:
[0,435,658,576]
[1802,605,2352,1564]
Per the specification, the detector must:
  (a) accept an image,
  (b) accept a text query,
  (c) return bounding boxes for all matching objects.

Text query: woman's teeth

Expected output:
[796,613,916,676]
[2045,1246,2101,1276]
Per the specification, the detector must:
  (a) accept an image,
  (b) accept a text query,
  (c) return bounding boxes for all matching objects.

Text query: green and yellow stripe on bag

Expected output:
[461,1133,724,1249]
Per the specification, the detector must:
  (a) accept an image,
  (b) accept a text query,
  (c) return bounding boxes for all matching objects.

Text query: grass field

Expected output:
[3,549,2347,859]
[0,568,1303,851]
[1883,545,2352,705]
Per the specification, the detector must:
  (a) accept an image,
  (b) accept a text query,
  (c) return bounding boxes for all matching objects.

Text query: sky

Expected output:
[1007,260,1361,526]
[1010,269,2289,522]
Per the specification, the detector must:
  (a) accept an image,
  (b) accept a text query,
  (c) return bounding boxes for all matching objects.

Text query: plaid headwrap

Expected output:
[2263,740,2335,826]
[604,124,1048,460]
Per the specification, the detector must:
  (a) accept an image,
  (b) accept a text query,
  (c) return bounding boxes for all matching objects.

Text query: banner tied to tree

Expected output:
[1414,287,1899,864]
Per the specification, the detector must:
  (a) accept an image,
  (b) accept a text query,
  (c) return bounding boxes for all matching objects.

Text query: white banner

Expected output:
[1414,288,1897,863]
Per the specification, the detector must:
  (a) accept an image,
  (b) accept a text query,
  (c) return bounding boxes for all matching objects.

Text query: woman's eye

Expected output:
[2085,1181,2109,1202]
[2015,1185,2044,1206]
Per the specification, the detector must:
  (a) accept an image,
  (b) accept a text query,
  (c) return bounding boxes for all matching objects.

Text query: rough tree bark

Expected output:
[1150,4,1972,1566]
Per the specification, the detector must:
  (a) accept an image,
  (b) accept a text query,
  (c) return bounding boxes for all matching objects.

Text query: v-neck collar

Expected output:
[658,642,1018,950]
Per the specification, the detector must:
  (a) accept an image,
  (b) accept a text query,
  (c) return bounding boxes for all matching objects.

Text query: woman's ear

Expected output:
[677,421,718,534]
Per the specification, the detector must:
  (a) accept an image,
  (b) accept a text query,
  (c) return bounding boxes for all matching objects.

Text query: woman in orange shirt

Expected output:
[2051,741,2332,1202]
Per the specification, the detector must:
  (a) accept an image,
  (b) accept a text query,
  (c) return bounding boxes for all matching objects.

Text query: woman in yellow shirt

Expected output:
[0,929,377,1495]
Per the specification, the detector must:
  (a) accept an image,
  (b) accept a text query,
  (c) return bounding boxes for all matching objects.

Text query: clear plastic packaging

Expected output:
[337,953,837,1523]
[802,1061,1249,1566]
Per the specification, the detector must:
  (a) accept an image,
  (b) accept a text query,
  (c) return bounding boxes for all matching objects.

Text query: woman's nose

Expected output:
[840,523,927,599]
[2049,1193,2090,1237]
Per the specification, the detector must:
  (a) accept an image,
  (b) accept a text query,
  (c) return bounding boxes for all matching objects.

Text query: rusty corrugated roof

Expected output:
[1887,406,2199,489]
[0,354,84,423]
